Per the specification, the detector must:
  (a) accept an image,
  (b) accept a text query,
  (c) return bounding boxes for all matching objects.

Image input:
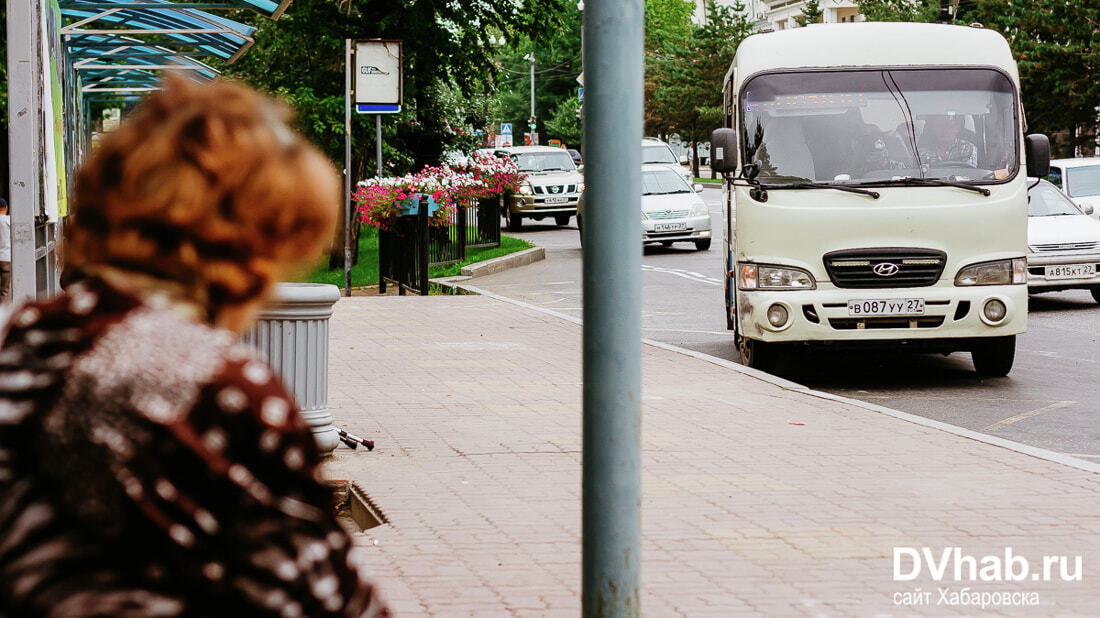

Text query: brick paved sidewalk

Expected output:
[323,295,1100,616]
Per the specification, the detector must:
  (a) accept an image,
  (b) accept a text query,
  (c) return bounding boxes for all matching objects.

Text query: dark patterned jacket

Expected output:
[0,278,388,617]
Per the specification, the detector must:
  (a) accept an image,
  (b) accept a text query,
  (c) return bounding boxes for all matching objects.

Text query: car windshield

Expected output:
[642,144,678,164]
[642,169,692,195]
[1029,182,1082,217]
[741,68,1018,187]
[510,151,576,172]
[1065,165,1100,198]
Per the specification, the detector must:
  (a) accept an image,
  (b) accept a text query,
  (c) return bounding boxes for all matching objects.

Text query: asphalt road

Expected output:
[473,186,1100,461]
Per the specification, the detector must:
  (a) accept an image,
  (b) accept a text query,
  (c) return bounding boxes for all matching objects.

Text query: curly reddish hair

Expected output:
[66,76,338,318]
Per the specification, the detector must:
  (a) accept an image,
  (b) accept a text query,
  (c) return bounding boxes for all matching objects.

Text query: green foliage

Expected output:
[649,1,753,163]
[295,226,532,286]
[857,0,1100,157]
[222,0,569,175]
[492,5,582,148]
[645,0,696,53]
[544,97,582,146]
[852,0,939,22]
[795,0,824,26]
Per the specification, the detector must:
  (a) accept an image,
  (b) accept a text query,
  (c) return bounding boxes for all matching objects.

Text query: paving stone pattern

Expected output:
[322,296,1100,616]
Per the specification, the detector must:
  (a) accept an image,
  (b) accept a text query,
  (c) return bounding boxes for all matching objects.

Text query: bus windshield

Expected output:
[741,69,1018,186]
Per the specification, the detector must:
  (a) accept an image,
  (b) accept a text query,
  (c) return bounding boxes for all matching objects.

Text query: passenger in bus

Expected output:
[917,114,978,168]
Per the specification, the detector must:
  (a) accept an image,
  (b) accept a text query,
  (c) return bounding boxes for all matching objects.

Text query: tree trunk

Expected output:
[691,140,700,179]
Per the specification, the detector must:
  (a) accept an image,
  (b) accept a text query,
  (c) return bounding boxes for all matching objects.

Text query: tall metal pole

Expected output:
[7,0,42,303]
[343,39,352,297]
[581,0,643,615]
[529,52,536,143]
[376,115,383,177]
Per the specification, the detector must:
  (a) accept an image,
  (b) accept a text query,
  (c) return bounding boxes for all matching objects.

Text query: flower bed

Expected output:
[354,152,525,231]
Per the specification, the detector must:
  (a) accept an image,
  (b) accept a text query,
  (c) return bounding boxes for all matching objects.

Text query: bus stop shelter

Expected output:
[5,0,290,301]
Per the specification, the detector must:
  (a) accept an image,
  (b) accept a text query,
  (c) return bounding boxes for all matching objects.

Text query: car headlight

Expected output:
[690,202,708,217]
[954,258,1027,286]
[519,184,533,196]
[739,263,816,290]
[641,210,649,221]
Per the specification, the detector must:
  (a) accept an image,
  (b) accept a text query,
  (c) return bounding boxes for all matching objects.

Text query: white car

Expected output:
[642,138,694,186]
[1026,179,1100,303]
[577,165,711,251]
[1048,157,1100,219]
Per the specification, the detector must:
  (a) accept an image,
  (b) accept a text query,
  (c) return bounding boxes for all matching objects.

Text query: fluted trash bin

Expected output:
[244,283,341,455]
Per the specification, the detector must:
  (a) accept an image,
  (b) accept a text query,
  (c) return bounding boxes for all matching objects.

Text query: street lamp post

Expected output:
[581,0,643,615]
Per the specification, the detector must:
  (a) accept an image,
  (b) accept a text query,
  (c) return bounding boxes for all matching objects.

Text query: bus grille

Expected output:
[824,248,946,289]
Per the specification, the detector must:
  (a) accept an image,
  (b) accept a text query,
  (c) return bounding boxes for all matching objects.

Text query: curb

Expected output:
[439,281,1100,476]
[458,246,545,278]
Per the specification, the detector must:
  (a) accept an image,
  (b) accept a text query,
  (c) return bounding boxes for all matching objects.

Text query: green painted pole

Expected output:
[581,0,643,615]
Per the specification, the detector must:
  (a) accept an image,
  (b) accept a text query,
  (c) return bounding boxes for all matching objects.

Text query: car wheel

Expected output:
[660,241,673,248]
[554,214,571,226]
[577,215,583,246]
[695,239,712,251]
[739,334,778,373]
[505,209,523,232]
[1092,287,1100,304]
[971,335,1015,377]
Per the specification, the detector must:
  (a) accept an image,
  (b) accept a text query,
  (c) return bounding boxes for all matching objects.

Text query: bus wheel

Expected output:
[1091,287,1100,304]
[739,335,778,374]
[972,335,1015,377]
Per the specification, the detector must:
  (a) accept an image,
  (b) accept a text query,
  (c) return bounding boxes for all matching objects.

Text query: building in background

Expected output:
[693,0,863,31]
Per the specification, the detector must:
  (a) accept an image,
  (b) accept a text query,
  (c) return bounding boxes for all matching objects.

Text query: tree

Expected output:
[795,0,824,26]
[217,0,569,267]
[651,1,754,177]
[643,0,696,138]
[856,0,1100,157]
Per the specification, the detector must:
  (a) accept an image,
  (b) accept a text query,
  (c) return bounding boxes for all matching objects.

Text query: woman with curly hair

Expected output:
[0,77,389,617]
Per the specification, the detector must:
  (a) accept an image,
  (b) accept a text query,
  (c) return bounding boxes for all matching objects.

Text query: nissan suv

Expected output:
[494,146,584,230]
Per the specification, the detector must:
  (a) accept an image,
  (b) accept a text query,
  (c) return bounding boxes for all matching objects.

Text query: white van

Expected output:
[710,23,1050,376]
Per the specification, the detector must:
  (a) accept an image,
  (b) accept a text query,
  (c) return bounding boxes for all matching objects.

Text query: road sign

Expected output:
[354,40,402,114]
[501,123,513,135]
[579,86,584,102]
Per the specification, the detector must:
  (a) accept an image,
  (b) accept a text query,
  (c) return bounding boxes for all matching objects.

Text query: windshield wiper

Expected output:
[761,181,880,199]
[858,176,991,196]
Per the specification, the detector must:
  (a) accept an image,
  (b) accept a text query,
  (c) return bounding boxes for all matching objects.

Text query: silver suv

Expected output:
[494,146,584,231]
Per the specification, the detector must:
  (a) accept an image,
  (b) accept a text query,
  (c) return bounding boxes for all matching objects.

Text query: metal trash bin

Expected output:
[244,283,341,455]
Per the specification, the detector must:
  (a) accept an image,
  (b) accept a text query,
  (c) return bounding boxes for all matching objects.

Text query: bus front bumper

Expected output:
[736,284,1027,346]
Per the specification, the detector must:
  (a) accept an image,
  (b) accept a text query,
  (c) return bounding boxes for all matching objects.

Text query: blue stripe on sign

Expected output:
[356,104,401,113]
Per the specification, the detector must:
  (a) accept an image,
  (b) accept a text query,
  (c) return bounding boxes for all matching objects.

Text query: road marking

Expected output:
[641,264,722,286]
[642,327,731,335]
[983,401,1076,432]
[1064,453,1100,460]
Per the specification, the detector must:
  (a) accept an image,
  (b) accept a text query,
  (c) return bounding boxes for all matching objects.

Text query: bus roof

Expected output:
[726,23,1017,88]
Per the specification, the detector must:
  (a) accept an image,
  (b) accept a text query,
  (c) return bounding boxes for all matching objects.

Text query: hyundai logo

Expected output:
[872,262,901,277]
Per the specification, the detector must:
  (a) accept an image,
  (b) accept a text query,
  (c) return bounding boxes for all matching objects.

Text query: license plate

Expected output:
[544,196,568,204]
[847,298,925,316]
[1044,263,1095,280]
[654,222,687,232]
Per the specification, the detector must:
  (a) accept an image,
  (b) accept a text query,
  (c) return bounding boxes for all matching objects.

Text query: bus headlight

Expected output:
[954,258,1027,286]
[739,264,816,290]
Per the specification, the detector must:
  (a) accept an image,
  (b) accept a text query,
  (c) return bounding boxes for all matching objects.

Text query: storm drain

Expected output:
[347,482,388,531]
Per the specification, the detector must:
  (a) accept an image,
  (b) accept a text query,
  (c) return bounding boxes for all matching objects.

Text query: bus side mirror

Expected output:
[710,128,738,174]
[1025,134,1050,179]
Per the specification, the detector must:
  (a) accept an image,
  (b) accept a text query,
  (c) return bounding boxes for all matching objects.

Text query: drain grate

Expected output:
[347,482,388,531]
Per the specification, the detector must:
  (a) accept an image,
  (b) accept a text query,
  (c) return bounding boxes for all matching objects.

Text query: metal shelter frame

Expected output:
[6,0,290,301]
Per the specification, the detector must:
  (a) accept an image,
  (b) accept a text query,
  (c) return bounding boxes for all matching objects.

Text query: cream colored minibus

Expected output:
[710,23,1050,376]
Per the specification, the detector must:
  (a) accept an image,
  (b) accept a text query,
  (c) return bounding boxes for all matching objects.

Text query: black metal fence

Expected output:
[379,195,503,295]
